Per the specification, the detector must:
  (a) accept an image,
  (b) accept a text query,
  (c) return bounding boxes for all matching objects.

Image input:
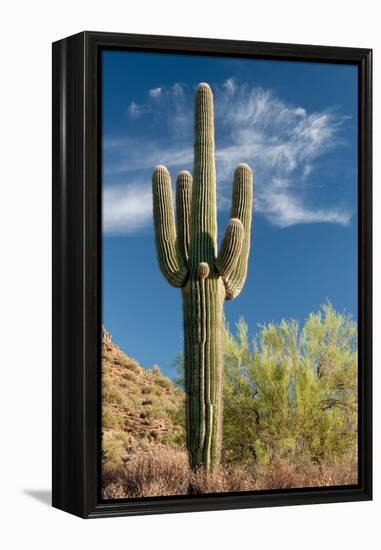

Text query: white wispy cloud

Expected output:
[223,77,236,95]
[103,184,152,234]
[105,78,352,233]
[149,87,162,98]
[127,101,149,119]
[258,178,351,227]
[127,83,185,122]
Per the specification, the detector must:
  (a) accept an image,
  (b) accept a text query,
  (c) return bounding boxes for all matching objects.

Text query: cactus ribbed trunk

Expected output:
[184,84,223,469]
[183,275,225,468]
[152,83,253,471]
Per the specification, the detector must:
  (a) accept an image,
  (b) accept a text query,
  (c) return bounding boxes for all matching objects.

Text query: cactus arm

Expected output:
[215,218,244,278]
[223,163,253,300]
[152,165,188,287]
[189,83,217,269]
[175,170,192,263]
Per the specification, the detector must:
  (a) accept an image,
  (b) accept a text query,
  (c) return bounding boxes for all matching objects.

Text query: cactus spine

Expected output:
[152,83,253,471]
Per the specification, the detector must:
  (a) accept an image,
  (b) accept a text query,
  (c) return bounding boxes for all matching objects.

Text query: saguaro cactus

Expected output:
[152,83,253,471]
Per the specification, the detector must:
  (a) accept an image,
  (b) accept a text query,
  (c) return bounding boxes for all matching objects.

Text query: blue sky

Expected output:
[102,50,358,378]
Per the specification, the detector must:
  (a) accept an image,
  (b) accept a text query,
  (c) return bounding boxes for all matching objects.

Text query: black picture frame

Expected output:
[52,31,372,519]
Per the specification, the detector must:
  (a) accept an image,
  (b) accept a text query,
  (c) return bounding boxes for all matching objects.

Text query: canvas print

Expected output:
[101,50,358,499]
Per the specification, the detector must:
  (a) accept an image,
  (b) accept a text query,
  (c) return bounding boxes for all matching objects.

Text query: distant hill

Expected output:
[102,327,185,472]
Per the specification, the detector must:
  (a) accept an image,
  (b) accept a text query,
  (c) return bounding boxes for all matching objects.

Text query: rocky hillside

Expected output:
[102,327,185,472]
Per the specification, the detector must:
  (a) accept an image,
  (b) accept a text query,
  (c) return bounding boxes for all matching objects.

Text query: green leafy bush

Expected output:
[222,304,357,466]
[174,304,357,469]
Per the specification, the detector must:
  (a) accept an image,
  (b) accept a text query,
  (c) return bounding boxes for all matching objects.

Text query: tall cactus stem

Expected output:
[152,83,253,471]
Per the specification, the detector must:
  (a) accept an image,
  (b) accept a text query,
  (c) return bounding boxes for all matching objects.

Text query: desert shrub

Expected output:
[141,385,162,397]
[102,374,113,393]
[102,451,358,499]
[102,448,252,499]
[102,405,123,430]
[173,304,358,469]
[123,370,137,383]
[167,401,186,445]
[252,455,357,490]
[122,395,141,410]
[102,375,125,406]
[188,466,252,494]
[118,353,141,374]
[161,432,185,447]
[103,448,190,498]
[222,303,358,467]
[143,393,183,424]
[102,431,128,470]
[105,386,125,406]
[156,375,173,390]
[102,350,113,362]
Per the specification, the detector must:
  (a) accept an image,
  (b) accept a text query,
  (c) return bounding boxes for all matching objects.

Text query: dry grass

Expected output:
[102,447,357,499]
[188,466,252,494]
[253,456,357,490]
[102,448,189,499]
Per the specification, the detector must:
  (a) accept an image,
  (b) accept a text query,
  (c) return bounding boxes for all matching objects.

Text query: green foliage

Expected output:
[102,375,125,406]
[102,405,124,430]
[223,304,357,465]
[118,353,141,373]
[174,304,358,467]
[102,429,130,471]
